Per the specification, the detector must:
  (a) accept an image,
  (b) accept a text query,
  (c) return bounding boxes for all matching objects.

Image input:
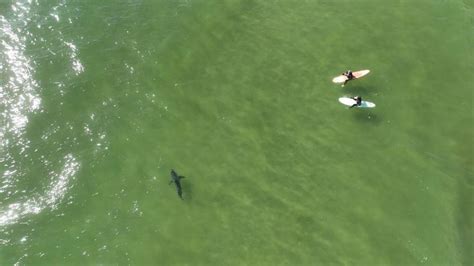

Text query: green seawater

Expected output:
[0,0,472,265]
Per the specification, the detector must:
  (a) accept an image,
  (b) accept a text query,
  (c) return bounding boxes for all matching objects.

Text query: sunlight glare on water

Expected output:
[0,154,79,226]
[0,0,472,264]
[0,0,81,228]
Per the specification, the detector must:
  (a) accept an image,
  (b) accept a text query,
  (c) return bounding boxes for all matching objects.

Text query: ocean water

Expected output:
[0,0,472,265]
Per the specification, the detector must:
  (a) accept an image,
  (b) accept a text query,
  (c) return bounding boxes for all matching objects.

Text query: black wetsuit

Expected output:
[350,96,362,108]
[345,71,354,80]
[343,71,354,85]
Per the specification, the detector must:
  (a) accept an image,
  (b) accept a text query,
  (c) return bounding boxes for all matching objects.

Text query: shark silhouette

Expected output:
[169,169,185,199]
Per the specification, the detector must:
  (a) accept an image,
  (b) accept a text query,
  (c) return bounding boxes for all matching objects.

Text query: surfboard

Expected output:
[338,97,376,108]
[332,69,370,84]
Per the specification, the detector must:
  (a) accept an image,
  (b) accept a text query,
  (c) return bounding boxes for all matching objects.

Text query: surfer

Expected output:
[342,70,355,86]
[350,96,362,108]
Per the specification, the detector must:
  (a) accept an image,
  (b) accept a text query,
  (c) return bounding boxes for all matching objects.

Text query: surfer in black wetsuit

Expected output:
[342,70,355,86]
[350,96,362,108]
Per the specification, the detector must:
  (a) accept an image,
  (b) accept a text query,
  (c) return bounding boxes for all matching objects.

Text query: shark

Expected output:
[169,169,185,199]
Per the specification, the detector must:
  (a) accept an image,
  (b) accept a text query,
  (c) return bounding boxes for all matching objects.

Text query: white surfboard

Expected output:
[338,97,376,108]
[332,69,370,84]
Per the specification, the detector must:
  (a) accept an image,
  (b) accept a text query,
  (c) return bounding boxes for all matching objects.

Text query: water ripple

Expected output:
[1,1,41,193]
[64,41,84,75]
[0,154,80,227]
[0,0,81,228]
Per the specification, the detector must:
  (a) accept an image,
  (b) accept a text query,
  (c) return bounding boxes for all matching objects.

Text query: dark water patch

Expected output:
[456,178,474,266]
[342,85,378,96]
[455,132,474,266]
[181,176,193,202]
[351,110,383,125]
[462,0,473,9]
